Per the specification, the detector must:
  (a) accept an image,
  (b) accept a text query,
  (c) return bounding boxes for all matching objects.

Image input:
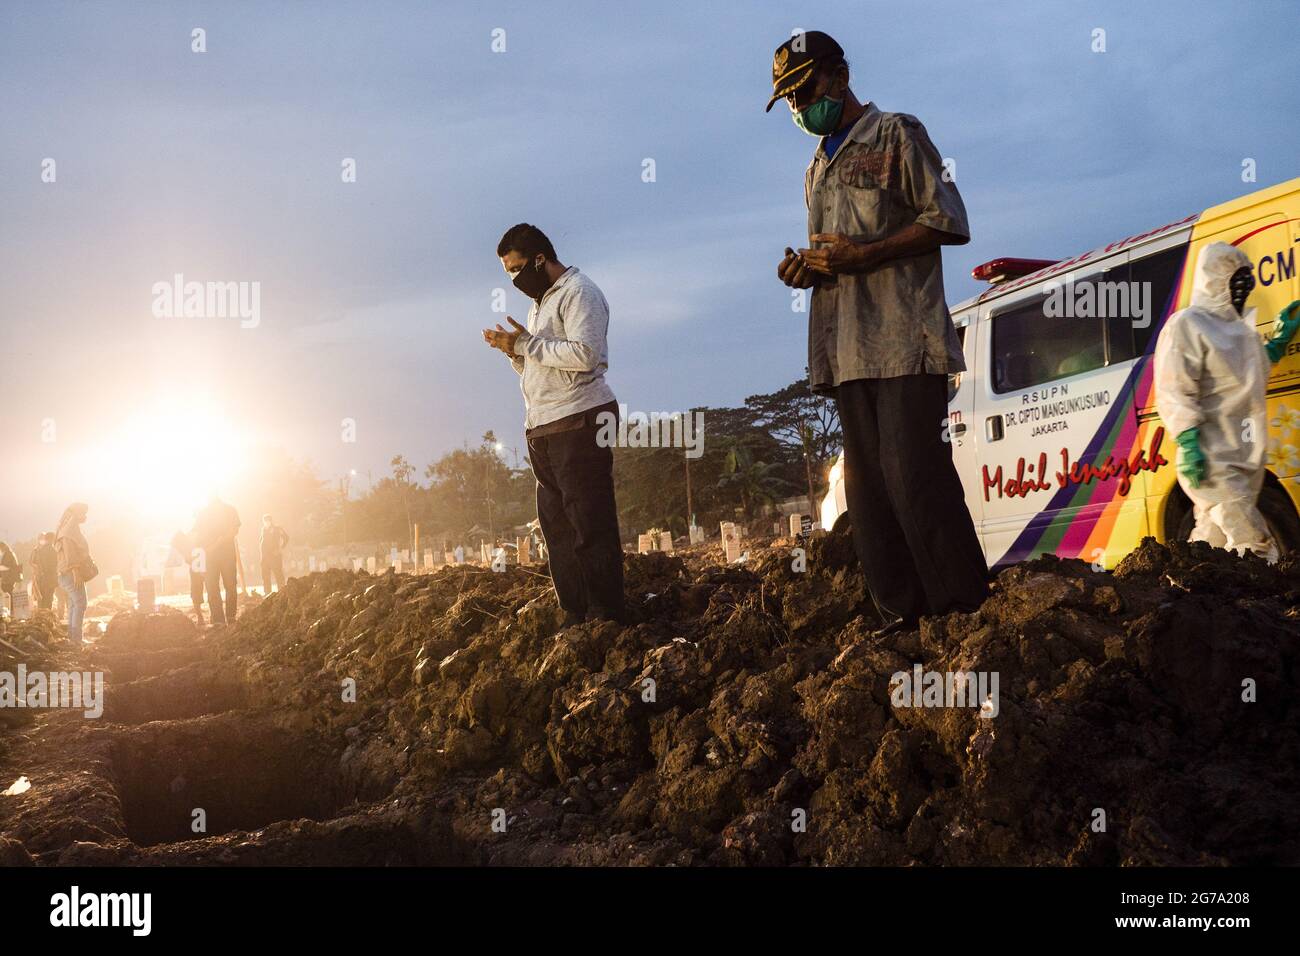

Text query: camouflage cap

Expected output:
[765,30,844,113]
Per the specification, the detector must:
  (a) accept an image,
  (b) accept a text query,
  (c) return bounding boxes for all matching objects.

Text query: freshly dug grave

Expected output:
[2,530,1297,866]
[214,532,1299,865]
[0,604,453,867]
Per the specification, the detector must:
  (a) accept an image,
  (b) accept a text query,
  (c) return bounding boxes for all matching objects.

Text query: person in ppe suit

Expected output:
[1154,240,1300,562]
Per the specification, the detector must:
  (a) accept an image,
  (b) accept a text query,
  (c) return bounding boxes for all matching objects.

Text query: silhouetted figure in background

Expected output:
[171,529,207,626]
[259,514,289,595]
[28,532,58,611]
[195,494,240,626]
[54,502,95,646]
[0,541,21,613]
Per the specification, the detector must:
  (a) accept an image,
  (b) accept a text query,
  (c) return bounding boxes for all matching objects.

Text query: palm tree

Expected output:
[717,438,792,517]
[390,455,415,553]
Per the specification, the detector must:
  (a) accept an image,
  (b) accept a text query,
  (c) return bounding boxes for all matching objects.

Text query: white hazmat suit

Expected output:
[1153,241,1275,561]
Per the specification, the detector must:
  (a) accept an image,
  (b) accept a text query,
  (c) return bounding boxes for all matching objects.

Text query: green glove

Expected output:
[1265,300,1300,364]
[1175,427,1205,489]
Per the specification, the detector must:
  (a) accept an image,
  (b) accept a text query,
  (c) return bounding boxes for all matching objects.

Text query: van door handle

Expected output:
[986,416,1004,441]
[950,422,967,438]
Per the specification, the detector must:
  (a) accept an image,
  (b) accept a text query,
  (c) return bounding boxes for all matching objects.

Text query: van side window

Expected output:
[1125,245,1188,357]
[991,295,1107,393]
[947,322,968,401]
[1102,263,1136,364]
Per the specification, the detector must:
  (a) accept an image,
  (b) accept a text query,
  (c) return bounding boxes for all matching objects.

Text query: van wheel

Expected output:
[1260,484,1300,554]
[1173,484,1300,555]
[831,511,852,536]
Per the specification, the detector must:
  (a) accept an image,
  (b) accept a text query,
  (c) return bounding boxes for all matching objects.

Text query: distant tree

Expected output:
[425,448,478,534]
[320,377,832,551]
[716,436,793,518]
[421,434,529,543]
[744,374,841,503]
[235,445,332,546]
[612,443,688,537]
[390,455,416,551]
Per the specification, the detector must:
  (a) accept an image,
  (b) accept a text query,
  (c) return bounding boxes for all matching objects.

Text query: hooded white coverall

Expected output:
[1153,242,1275,561]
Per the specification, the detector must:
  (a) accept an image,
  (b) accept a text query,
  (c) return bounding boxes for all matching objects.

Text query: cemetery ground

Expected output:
[1,526,1297,867]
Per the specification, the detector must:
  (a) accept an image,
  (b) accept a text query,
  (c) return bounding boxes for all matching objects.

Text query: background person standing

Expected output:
[259,514,289,595]
[769,31,988,635]
[171,528,207,626]
[0,541,20,614]
[195,493,241,626]
[54,502,94,646]
[28,532,58,612]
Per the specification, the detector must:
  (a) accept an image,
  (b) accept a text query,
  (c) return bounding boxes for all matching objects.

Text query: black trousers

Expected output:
[205,550,238,625]
[527,411,626,621]
[262,557,285,593]
[189,570,206,614]
[835,374,989,621]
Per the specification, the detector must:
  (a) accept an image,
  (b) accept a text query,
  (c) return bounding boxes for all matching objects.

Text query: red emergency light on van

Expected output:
[971,257,1059,284]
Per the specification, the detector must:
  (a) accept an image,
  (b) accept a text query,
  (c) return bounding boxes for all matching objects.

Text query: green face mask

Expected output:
[793,95,844,136]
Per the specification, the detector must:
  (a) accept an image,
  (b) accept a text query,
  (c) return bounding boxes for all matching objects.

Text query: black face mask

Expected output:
[1229,266,1255,315]
[511,257,552,301]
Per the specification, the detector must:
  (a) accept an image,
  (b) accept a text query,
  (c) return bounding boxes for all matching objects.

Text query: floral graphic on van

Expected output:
[1265,404,1300,472]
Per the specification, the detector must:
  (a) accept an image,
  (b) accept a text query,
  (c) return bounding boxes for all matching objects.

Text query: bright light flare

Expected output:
[88,402,249,528]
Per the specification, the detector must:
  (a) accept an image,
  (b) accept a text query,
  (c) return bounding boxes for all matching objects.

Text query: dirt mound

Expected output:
[3,532,1296,866]
[98,607,199,651]
[85,607,212,686]
[86,592,136,618]
[0,616,66,741]
[0,616,64,667]
[200,532,1297,865]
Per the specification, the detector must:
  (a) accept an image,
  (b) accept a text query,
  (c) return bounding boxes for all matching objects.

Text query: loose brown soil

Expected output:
[1,531,1296,866]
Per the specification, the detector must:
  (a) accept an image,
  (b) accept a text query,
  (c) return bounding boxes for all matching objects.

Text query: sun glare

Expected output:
[90,402,249,528]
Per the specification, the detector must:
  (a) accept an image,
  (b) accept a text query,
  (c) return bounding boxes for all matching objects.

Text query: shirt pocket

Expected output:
[836,179,892,241]
[835,149,894,230]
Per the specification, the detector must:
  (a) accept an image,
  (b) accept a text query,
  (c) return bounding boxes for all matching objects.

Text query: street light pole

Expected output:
[339,470,355,554]
[481,441,510,546]
[485,452,495,543]
[685,450,693,532]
